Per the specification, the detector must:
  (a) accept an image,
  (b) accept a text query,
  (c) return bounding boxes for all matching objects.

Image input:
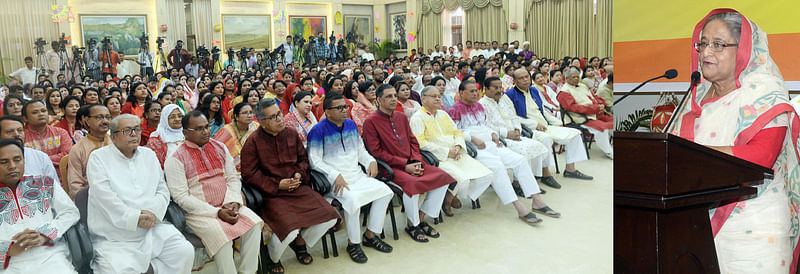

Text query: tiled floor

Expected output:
[198,144,613,274]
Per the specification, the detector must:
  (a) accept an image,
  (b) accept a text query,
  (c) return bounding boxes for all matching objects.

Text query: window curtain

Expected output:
[524,0,595,59]
[464,4,507,43]
[417,0,506,52]
[161,0,187,48]
[0,0,61,75]
[417,0,443,52]
[594,0,613,58]
[192,0,214,48]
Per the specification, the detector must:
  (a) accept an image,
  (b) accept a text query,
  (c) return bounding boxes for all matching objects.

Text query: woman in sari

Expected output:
[213,102,258,172]
[533,71,563,125]
[351,81,377,133]
[146,104,185,168]
[282,91,317,146]
[669,9,800,273]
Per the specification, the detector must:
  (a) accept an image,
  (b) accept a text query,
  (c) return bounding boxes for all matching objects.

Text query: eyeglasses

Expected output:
[89,115,112,120]
[112,127,142,136]
[694,41,738,53]
[326,105,350,111]
[185,125,211,132]
[149,109,162,113]
[264,113,283,122]
[168,114,184,120]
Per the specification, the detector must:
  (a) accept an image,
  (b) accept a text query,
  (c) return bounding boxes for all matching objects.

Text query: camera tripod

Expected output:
[33,42,49,80]
[70,48,86,83]
[156,47,169,72]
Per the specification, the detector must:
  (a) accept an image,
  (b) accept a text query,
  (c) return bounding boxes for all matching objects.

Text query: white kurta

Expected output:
[479,96,549,161]
[23,147,60,186]
[87,145,194,274]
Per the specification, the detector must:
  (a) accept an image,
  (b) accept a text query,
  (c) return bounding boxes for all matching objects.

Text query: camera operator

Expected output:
[211,48,224,73]
[276,35,294,65]
[100,39,123,78]
[167,40,191,70]
[45,41,62,82]
[314,32,328,63]
[185,56,200,78]
[84,40,101,81]
[223,48,238,70]
[253,52,268,72]
[137,48,155,79]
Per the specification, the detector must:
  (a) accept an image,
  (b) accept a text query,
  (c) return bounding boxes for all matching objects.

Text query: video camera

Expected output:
[238,47,251,60]
[139,32,149,50]
[101,36,112,49]
[87,38,97,49]
[293,35,306,47]
[197,45,210,59]
[34,38,47,53]
[155,36,165,50]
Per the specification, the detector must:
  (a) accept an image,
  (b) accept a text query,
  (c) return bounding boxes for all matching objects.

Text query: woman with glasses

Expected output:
[146,104,185,168]
[198,94,226,136]
[139,101,162,146]
[669,9,800,272]
[351,81,376,133]
[214,102,259,172]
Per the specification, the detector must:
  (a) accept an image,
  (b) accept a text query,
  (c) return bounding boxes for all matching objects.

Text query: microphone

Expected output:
[662,71,701,133]
[614,69,679,104]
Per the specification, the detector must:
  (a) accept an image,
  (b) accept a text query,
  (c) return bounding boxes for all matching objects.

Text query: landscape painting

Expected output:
[223,15,272,50]
[79,15,146,55]
[345,16,371,46]
[289,16,326,42]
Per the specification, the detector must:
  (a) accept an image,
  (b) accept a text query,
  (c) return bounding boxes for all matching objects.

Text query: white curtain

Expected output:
[162,0,187,47]
[193,0,213,48]
[0,0,61,75]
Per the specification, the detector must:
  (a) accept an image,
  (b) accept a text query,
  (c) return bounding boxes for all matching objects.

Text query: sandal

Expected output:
[519,212,543,226]
[346,244,368,264]
[417,222,440,238]
[266,259,284,274]
[362,233,393,253]
[531,206,561,218]
[405,225,429,243]
[288,242,313,265]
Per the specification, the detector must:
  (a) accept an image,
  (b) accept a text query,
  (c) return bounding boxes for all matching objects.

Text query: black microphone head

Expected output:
[691,71,701,83]
[665,69,678,79]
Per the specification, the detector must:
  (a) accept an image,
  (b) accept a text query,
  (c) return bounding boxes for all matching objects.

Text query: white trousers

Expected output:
[344,193,392,244]
[92,224,195,274]
[267,219,337,262]
[583,126,613,155]
[401,184,449,226]
[473,144,538,205]
[214,223,263,274]
[532,130,588,165]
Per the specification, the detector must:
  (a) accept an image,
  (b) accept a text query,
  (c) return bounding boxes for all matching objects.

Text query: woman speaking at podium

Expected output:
[669,8,800,273]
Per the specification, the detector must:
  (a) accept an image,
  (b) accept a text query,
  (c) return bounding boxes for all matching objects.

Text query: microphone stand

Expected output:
[662,80,698,134]
[614,74,668,105]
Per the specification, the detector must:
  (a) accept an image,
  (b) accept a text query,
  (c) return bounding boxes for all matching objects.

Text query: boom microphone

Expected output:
[614,69,679,104]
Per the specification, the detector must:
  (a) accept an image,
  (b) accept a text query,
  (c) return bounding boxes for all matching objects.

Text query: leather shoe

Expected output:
[563,170,593,180]
[540,176,562,189]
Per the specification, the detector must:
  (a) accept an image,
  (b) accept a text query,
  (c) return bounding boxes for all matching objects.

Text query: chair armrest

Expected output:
[240,181,263,210]
[65,223,94,274]
[373,159,395,182]
[165,201,187,232]
[420,150,439,167]
[520,124,533,138]
[498,136,508,146]
[309,169,332,195]
[465,140,478,158]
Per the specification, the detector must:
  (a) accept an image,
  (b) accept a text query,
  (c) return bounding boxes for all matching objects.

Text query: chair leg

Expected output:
[438,212,444,224]
[260,241,270,271]
[329,229,338,257]
[389,197,399,240]
[552,146,560,174]
[321,234,330,259]
[476,198,481,208]
[471,200,477,209]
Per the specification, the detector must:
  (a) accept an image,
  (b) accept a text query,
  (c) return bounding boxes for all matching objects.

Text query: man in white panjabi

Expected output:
[87,114,194,273]
[306,93,394,264]
[558,68,614,159]
[165,112,263,274]
[0,139,79,274]
[479,77,564,189]
[449,80,561,223]
[504,68,594,181]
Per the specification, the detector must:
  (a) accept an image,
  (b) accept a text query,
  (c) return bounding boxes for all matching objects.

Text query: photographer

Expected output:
[276,35,294,65]
[99,39,123,78]
[315,32,328,63]
[137,48,155,79]
[167,40,191,69]
[223,48,238,70]
[253,52,268,72]
[185,56,200,78]
[45,41,62,82]
[85,40,101,81]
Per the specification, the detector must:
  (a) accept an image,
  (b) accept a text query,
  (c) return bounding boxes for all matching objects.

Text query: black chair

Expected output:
[310,169,340,259]
[561,109,594,159]
[522,124,560,174]
[418,150,445,224]
[239,181,267,273]
[69,187,95,274]
[464,141,482,209]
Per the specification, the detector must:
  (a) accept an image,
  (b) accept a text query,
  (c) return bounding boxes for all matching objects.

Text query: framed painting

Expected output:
[344,15,372,46]
[79,15,147,55]
[222,15,272,50]
[390,13,407,49]
[289,16,327,42]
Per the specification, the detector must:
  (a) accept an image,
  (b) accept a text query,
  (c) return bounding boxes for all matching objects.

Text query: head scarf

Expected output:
[157,104,185,143]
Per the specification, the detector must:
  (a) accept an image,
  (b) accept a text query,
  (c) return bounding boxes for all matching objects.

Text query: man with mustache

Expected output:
[67,105,112,199]
[0,116,59,184]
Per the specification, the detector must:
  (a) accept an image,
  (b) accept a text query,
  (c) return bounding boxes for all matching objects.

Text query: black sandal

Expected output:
[362,233,393,253]
[266,259,284,274]
[417,222,440,238]
[288,242,313,265]
[405,225,429,243]
[346,244,368,264]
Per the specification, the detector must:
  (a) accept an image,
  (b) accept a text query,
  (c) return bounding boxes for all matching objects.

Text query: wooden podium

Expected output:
[614,132,773,274]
